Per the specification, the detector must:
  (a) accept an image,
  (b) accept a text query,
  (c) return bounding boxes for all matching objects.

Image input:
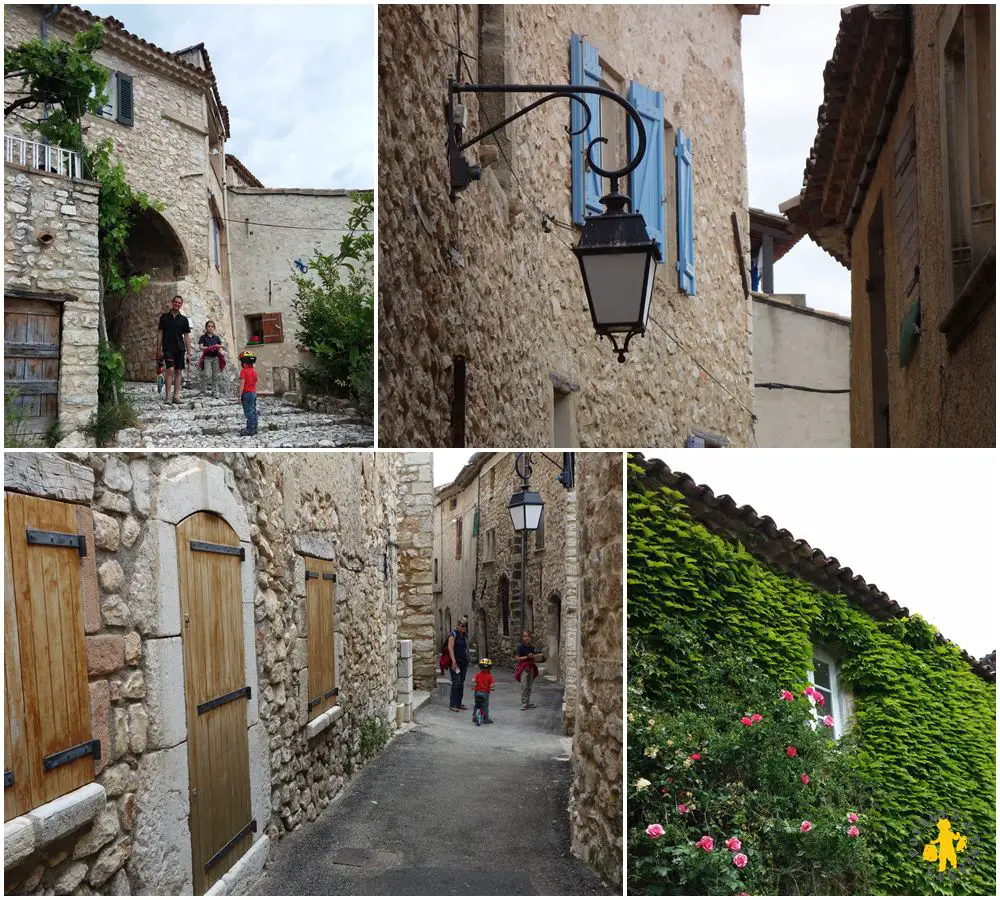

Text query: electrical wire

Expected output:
[224,218,349,232]
[755,382,850,395]
[407,5,476,61]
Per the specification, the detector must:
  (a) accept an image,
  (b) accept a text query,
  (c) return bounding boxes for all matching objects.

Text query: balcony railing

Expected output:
[4,134,82,179]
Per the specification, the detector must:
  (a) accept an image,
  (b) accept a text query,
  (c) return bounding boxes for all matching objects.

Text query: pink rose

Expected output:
[751,713,762,723]
[847,812,859,824]
[800,772,810,785]
[780,689,794,701]
[803,687,815,699]
[740,716,752,726]
[786,745,797,757]
[733,852,749,869]
[661,787,670,794]
[847,825,860,838]
[822,715,834,727]
[815,693,825,706]
[800,821,813,833]
[695,835,715,852]
[691,753,701,761]
[677,803,688,814]
[646,823,666,839]
[725,837,742,851]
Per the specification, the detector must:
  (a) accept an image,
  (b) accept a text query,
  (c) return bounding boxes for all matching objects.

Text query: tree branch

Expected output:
[4,95,41,118]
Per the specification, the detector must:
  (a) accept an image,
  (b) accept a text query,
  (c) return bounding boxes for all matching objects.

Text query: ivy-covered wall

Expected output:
[628,461,996,895]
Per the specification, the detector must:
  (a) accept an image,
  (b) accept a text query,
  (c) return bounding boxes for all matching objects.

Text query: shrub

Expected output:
[84,341,138,445]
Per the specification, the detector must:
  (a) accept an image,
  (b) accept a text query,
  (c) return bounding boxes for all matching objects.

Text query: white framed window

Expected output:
[807,647,848,739]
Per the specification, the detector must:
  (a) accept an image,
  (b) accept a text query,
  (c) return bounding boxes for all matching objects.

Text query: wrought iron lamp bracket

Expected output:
[447,77,647,200]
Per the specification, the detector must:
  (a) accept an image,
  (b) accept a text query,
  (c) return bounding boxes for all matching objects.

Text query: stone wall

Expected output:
[432,467,481,649]
[752,296,851,447]
[4,5,234,381]
[568,452,623,889]
[395,453,436,690]
[3,451,404,895]
[3,165,101,436]
[227,188,360,393]
[378,4,755,447]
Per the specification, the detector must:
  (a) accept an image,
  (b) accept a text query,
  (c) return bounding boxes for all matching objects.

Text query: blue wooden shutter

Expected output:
[570,35,602,224]
[676,129,695,294]
[627,81,665,261]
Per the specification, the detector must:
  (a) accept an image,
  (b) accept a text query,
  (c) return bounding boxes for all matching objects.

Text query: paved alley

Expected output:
[254,668,611,895]
[118,381,373,448]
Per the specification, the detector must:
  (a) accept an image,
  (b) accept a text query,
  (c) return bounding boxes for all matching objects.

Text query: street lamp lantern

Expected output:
[507,488,544,533]
[573,187,661,362]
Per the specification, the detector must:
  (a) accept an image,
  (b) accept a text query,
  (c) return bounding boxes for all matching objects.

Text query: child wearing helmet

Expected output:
[472,658,495,725]
[236,350,259,436]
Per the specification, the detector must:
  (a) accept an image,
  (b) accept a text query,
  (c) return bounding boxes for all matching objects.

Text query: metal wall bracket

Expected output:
[325,687,339,700]
[26,529,87,557]
[204,819,257,873]
[43,739,101,771]
[197,685,251,716]
[190,540,245,561]
[323,573,336,582]
[305,570,320,580]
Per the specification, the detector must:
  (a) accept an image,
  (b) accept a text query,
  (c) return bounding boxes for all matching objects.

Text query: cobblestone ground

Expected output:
[119,380,374,448]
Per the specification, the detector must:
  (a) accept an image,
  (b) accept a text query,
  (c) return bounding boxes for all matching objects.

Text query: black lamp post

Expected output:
[507,453,544,634]
[448,78,660,361]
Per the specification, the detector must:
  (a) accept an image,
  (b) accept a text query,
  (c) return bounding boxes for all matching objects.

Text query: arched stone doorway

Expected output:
[546,592,561,678]
[106,208,190,381]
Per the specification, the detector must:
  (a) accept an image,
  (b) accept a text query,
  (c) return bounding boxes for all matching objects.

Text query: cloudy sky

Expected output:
[742,4,852,316]
[83,3,374,190]
[644,450,998,660]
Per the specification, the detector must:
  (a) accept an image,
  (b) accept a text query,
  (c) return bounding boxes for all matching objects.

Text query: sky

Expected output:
[433,449,476,487]
[82,3,374,190]
[642,450,999,660]
[742,4,852,317]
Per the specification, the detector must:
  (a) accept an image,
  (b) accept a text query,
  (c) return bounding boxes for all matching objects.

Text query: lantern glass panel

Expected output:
[580,250,650,330]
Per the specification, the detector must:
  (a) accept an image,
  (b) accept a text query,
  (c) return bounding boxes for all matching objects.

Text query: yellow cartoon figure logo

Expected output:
[922,818,968,872]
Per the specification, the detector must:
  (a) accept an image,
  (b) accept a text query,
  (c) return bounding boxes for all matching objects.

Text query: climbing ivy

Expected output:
[627,458,996,895]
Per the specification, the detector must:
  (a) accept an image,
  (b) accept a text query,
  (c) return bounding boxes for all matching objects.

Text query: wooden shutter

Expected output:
[455,517,463,559]
[305,558,338,719]
[4,492,95,822]
[212,217,220,269]
[4,297,62,439]
[261,312,283,344]
[570,35,603,224]
[628,81,666,261]
[893,106,921,366]
[116,72,133,126]
[676,129,696,295]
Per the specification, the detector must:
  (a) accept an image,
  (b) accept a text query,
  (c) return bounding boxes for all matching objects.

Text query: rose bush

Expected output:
[628,651,874,895]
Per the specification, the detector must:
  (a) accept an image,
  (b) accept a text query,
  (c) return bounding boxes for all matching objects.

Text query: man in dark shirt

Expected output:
[157,295,191,403]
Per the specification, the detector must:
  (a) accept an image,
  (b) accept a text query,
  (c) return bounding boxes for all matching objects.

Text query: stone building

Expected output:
[225,176,359,395]
[378,4,762,448]
[3,451,432,895]
[749,209,851,448]
[4,5,372,428]
[782,4,995,447]
[433,452,593,729]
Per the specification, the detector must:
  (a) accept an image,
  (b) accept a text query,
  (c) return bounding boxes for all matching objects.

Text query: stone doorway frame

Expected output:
[546,592,562,679]
[132,457,270,895]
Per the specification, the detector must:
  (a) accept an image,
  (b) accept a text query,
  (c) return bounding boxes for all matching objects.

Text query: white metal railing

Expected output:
[4,134,82,179]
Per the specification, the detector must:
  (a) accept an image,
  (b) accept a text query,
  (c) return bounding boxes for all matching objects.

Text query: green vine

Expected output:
[628,458,996,895]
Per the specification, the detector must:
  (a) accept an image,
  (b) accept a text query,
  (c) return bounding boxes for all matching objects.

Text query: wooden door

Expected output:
[4,298,62,439]
[305,556,337,718]
[177,513,254,895]
[4,492,94,821]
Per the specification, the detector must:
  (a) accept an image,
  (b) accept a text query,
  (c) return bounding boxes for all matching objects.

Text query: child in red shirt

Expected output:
[236,350,259,436]
[472,659,494,725]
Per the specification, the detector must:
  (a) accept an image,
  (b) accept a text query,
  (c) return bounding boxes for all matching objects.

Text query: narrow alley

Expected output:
[254,668,611,896]
[115,381,374,448]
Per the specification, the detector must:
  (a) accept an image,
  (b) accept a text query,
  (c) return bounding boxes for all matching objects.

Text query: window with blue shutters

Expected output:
[676,128,696,294]
[570,35,603,224]
[627,81,666,262]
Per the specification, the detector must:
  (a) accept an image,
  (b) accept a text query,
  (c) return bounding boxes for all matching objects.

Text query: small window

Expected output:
[455,516,463,560]
[484,528,496,564]
[808,648,847,739]
[245,314,263,345]
[449,497,457,511]
[92,71,132,126]
[433,558,439,588]
[553,386,577,447]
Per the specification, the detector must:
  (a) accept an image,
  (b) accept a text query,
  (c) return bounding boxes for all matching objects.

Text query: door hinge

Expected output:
[197,685,251,716]
[4,770,12,788]
[204,819,257,873]
[190,540,245,560]
[26,529,87,557]
[43,739,101,771]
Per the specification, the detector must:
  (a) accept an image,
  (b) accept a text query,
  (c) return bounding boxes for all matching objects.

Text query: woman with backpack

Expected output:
[446,618,470,711]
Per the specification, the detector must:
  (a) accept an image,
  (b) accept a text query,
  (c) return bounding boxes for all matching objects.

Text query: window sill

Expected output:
[939,246,996,352]
[4,782,106,871]
[305,704,343,740]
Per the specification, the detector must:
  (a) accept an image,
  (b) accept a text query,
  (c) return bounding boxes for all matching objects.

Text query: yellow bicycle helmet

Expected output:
[478,658,493,669]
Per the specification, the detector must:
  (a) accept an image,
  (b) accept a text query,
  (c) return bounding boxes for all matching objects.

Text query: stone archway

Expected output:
[546,592,562,679]
[107,208,190,381]
[131,457,270,894]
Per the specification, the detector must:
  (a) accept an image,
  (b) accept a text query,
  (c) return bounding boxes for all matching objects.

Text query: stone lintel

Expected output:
[24,782,107,850]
